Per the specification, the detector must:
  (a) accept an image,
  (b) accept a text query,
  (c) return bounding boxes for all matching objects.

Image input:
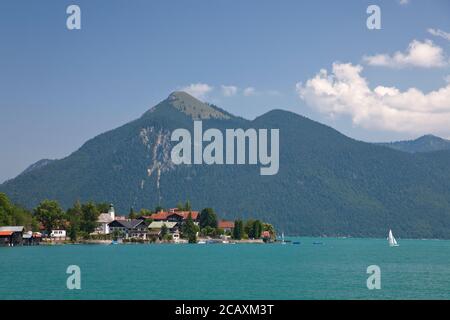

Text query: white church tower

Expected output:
[108,204,115,221]
[97,203,116,234]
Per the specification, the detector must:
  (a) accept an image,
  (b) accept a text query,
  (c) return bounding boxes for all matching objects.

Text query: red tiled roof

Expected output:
[149,210,199,221]
[218,220,235,229]
[149,211,169,220]
[174,211,199,220]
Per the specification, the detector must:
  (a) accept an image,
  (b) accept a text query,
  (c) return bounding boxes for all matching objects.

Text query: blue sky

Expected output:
[1,0,450,183]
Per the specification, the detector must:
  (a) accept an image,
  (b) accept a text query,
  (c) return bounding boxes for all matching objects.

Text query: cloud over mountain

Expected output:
[296,62,450,136]
[180,83,213,100]
[221,85,238,97]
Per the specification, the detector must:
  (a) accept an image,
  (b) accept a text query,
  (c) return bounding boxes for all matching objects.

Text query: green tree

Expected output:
[252,220,263,239]
[233,220,244,240]
[80,202,99,234]
[161,223,169,238]
[96,202,110,213]
[263,223,275,238]
[66,201,82,241]
[0,193,13,226]
[244,219,263,239]
[112,229,124,241]
[129,207,137,219]
[200,226,216,237]
[182,212,198,243]
[177,200,192,211]
[199,208,218,229]
[68,224,78,242]
[184,200,191,211]
[154,206,164,213]
[244,219,255,238]
[0,193,36,230]
[139,208,152,217]
[34,200,64,235]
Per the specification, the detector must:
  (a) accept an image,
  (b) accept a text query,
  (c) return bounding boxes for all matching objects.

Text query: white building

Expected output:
[50,230,66,238]
[96,204,115,234]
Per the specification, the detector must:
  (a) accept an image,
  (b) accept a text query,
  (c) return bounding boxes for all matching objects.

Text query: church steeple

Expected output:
[108,204,115,220]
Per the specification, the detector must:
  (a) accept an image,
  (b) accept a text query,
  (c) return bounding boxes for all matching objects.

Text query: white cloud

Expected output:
[243,87,256,96]
[180,84,278,99]
[180,83,213,100]
[296,63,450,136]
[399,0,409,5]
[221,85,238,97]
[428,28,450,41]
[363,39,448,68]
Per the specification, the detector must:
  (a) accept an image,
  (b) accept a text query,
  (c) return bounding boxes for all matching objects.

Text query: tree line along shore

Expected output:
[0,193,276,245]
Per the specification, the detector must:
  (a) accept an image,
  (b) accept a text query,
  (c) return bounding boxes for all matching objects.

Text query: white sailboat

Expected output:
[388,229,399,247]
[281,232,286,245]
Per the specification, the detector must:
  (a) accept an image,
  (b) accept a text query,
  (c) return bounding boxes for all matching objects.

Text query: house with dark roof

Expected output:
[108,219,149,239]
[0,226,24,246]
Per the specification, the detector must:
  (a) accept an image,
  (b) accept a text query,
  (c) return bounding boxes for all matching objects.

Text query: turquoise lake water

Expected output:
[1,238,449,300]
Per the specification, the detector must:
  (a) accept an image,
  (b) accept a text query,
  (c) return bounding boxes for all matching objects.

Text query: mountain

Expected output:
[2,92,450,238]
[378,135,450,153]
[18,159,55,176]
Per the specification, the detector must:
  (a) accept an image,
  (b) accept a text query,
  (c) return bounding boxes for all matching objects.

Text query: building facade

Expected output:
[96,204,116,234]
[108,219,149,239]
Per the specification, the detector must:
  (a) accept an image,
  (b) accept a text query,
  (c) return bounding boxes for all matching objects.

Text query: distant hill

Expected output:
[378,135,450,153]
[2,92,450,238]
[19,159,55,176]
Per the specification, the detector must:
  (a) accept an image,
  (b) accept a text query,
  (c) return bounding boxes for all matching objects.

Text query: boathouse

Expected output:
[0,226,24,246]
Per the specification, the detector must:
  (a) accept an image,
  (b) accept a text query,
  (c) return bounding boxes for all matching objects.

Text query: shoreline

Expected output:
[38,238,266,245]
[17,236,450,247]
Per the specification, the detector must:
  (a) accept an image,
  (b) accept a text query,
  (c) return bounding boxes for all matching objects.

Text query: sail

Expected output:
[392,235,398,246]
[388,229,398,246]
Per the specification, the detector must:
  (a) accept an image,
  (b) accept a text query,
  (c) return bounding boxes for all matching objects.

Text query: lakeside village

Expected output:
[0,193,276,246]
